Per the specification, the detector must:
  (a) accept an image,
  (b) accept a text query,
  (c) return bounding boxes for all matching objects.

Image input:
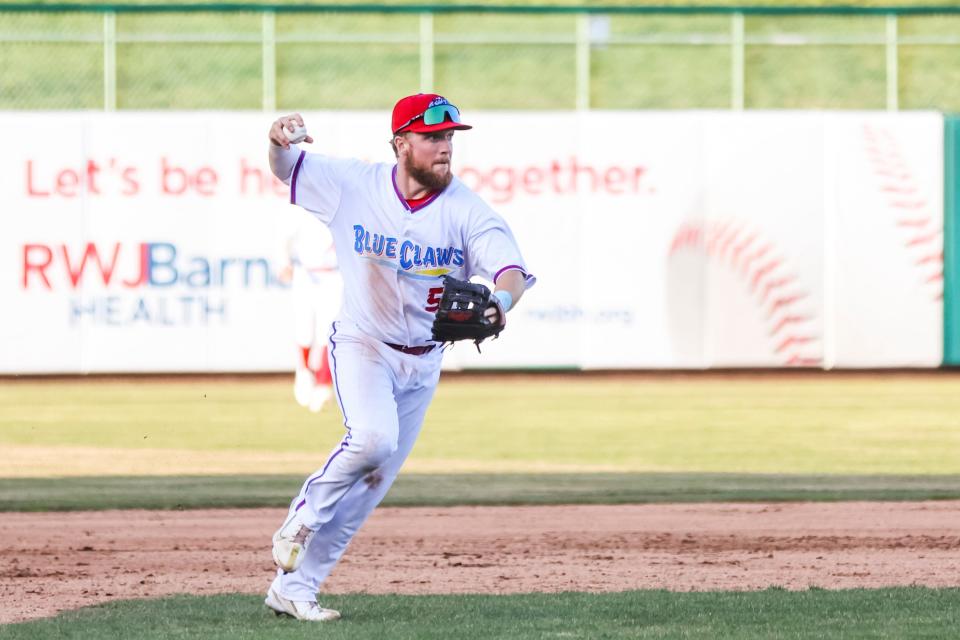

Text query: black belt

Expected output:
[385,342,435,356]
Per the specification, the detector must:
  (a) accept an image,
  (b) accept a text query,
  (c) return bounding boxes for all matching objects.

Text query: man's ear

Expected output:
[394,133,408,156]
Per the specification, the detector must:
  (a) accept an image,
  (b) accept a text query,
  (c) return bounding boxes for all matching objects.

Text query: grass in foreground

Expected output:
[2,589,959,639]
[3,472,960,511]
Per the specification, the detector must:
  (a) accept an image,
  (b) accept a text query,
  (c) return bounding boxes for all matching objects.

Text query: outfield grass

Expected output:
[3,3,960,110]
[2,376,959,477]
[2,589,959,639]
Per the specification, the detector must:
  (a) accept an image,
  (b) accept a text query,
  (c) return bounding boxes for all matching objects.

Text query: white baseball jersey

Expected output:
[287,151,534,346]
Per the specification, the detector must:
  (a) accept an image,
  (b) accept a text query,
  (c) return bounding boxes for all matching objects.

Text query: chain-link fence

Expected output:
[3,4,960,111]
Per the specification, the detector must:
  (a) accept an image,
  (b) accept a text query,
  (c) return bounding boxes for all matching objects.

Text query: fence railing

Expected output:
[4,4,960,111]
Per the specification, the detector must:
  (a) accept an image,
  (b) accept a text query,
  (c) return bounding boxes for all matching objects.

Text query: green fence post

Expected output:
[419,12,433,93]
[885,14,898,111]
[103,11,116,110]
[945,116,960,365]
[731,12,744,110]
[262,10,276,112]
[575,13,590,111]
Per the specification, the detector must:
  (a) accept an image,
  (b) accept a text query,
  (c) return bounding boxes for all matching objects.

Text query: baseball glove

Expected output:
[431,275,505,349]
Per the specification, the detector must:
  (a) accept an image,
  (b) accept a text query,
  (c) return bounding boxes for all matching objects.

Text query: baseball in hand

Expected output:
[283,124,309,144]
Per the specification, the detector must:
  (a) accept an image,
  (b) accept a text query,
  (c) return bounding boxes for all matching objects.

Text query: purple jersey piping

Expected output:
[290,150,306,205]
[494,264,526,284]
[296,320,351,510]
[391,164,443,213]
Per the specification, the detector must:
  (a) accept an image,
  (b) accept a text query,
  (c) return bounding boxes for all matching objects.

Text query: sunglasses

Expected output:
[395,103,462,133]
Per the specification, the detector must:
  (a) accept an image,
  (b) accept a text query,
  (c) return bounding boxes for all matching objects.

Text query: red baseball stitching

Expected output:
[862,125,944,301]
[670,220,821,367]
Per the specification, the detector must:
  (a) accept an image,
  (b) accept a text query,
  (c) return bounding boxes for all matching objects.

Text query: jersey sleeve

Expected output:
[289,151,364,225]
[465,203,536,289]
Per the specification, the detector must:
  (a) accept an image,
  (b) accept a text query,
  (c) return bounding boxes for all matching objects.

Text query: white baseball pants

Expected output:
[275,319,442,601]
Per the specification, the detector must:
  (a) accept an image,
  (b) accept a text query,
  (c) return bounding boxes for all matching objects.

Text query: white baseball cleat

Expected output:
[265,585,340,622]
[272,511,315,573]
[294,367,313,407]
[308,386,332,413]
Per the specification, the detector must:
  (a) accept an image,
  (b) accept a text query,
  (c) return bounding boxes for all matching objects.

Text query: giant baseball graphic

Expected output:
[668,218,821,367]
[666,114,825,368]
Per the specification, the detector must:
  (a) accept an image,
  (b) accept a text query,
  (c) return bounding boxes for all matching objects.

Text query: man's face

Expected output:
[398,130,455,191]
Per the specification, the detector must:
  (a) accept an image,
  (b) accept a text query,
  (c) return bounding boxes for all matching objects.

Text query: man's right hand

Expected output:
[269,114,315,149]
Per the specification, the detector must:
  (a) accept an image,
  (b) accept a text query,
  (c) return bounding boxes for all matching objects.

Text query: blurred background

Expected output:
[1,1,959,489]
[3,2,958,374]
[5,5,960,111]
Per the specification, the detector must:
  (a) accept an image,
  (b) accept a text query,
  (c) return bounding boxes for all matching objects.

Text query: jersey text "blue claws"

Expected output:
[353,225,464,271]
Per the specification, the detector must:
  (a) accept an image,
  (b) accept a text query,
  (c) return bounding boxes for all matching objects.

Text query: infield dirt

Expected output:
[2,501,959,624]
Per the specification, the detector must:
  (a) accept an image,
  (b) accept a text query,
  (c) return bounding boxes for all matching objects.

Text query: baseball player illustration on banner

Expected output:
[263,93,535,621]
[278,209,341,412]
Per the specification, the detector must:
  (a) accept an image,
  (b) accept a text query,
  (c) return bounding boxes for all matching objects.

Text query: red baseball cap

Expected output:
[391,93,473,135]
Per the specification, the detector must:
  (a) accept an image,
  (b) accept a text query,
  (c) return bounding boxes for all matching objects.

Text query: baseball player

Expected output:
[278,209,340,412]
[263,93,534,621]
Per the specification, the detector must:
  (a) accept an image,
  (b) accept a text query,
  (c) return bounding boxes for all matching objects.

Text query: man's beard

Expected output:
[404,154,453,191]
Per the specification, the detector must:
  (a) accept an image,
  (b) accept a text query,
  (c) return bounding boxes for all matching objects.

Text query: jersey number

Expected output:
[425,287,444,313]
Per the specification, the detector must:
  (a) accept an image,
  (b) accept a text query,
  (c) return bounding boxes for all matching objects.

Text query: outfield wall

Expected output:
[0,112,945,373]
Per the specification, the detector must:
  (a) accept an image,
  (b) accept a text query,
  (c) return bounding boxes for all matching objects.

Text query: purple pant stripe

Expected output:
[327,321,349,419]
[299,321,351,501]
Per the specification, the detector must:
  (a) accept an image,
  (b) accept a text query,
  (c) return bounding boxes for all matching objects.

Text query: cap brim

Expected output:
[398,121,472,134]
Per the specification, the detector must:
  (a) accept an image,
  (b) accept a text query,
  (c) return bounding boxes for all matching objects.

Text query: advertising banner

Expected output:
[0,111,944,372]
